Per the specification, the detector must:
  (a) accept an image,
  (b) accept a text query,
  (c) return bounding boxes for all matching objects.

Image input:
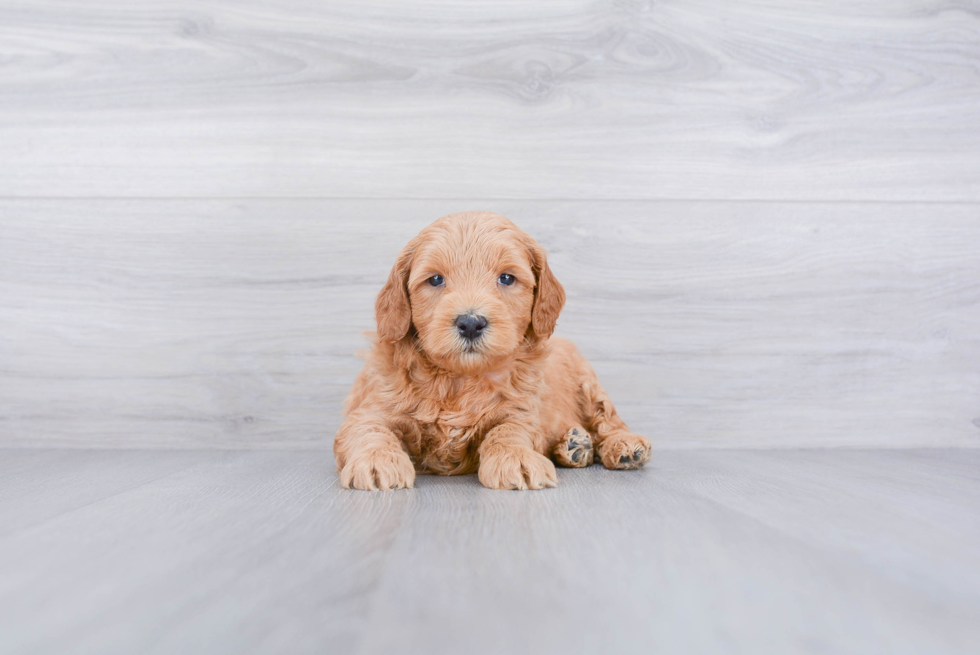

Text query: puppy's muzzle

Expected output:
[455,313,488,342]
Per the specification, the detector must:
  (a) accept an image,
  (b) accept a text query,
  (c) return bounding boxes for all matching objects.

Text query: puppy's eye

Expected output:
[498,273,516,286]
[427,275,445,287]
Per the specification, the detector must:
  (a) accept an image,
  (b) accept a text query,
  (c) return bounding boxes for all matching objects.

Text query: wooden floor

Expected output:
[1,448,978,655]
[2,1,979,653]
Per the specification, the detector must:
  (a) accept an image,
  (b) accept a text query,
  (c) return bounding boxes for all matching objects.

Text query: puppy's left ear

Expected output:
[375,240,416,342]
[527,239,565,338]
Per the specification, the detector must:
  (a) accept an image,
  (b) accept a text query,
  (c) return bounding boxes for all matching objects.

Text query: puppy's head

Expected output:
[376,212,564,373]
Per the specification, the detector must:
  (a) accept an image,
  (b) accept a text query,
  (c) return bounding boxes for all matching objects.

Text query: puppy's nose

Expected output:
[455,313,488,341]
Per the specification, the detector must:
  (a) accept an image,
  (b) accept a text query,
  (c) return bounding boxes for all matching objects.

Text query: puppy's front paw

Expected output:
[479,445,558,490]
[340,444,416,491]
[598,432,652,470]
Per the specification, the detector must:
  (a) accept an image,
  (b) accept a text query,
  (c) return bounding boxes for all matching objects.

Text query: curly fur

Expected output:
[334,211,651,490]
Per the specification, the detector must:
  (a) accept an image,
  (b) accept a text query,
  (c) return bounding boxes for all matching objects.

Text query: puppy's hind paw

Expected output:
[597,432,652,470]
[553,426,594,468]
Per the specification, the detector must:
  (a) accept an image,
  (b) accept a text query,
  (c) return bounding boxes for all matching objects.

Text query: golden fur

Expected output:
[335,211,652,490]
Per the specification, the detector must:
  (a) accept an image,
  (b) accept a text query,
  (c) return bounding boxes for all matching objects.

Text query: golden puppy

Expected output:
[334,211,651,490]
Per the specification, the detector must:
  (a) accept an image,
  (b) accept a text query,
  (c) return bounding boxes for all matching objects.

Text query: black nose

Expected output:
[455,313,488,341]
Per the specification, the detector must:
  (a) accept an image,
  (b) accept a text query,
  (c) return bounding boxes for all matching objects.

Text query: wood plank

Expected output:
[0,449,226,537]
[0,450,388,655]
[0,1,978,200]
[660,449,980,602]
[361,450,980,655]
[1,199,978,449]
[0,449,976,654]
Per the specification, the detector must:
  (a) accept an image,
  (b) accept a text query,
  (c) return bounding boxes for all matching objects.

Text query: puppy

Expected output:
[334,211,651,490]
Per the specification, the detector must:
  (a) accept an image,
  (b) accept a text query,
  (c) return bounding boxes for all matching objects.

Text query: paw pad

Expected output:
[553,426,594,468]
[618,449,645,465]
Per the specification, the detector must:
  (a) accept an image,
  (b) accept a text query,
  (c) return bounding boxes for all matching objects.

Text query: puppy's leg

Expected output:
[478,422,557,490]
[584,383,652,471]
[335,412,416,491]
[552,425,594,468]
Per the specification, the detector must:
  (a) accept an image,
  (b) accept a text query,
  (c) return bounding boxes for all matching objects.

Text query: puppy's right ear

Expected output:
[375,241,415,342]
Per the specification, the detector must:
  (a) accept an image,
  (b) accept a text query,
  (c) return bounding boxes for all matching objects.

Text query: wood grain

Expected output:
[0,1,978,199]
[1,199,978,449]
[1,449,977,654]
[0,449,225,537]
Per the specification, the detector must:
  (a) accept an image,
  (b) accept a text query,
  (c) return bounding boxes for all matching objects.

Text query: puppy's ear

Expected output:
[375,241,415,342]
[527,239,565,338]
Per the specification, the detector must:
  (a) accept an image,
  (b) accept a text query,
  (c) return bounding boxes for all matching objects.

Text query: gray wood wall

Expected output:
[2,1,978,449]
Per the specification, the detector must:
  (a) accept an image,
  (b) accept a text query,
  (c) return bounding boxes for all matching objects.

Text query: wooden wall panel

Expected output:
[2,200,977,448]
[0,1,978,199]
